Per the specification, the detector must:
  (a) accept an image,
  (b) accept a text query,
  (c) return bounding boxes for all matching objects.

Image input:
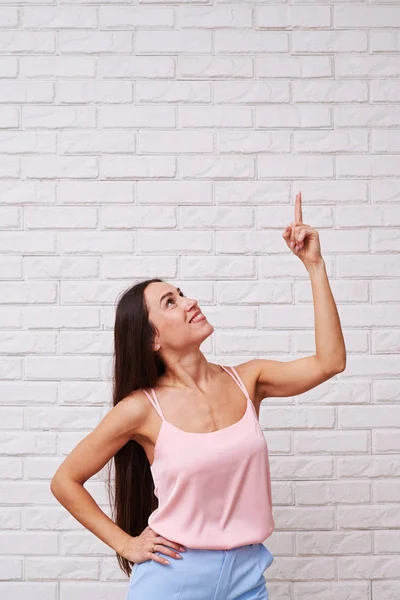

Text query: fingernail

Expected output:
[165,560,170,565]
[180,546,186,552]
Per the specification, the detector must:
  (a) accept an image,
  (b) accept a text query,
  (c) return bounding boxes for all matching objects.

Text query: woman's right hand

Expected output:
[121,526,186,565]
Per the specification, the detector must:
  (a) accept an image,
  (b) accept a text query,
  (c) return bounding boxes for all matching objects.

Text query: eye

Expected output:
[166,291,185,307]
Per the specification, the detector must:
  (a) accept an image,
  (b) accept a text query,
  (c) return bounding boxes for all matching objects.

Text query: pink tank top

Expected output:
[142,365,274,550]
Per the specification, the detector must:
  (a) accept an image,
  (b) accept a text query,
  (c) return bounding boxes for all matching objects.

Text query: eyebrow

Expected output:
[159,287,181,307]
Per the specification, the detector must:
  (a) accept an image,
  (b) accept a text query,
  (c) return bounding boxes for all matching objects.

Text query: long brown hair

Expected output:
[106,278,167,577]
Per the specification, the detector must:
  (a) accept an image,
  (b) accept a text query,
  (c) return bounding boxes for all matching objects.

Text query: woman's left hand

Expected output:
[282,191,323,268]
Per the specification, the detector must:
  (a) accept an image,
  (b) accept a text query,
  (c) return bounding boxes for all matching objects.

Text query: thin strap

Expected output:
[219,364,250,400]
[142,388,166,421]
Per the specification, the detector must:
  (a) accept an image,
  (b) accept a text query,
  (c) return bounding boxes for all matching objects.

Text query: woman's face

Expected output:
[144,282,214,354]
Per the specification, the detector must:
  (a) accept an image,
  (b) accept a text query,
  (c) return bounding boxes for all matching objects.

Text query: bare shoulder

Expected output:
[228,360,263,406]
[119,388,155,440]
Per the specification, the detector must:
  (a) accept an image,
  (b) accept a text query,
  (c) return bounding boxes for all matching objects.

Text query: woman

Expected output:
[50,192,346,599]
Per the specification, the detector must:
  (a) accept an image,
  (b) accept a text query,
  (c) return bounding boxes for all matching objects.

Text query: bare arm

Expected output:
[283,192,346,374]
[251,354,338,400]
[51,477,130,556]
[50,393,145,556]
[252,192,346,400]
[308,258,346,373]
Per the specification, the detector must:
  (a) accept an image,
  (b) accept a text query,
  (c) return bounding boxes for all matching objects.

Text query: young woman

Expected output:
[50,192,346,599]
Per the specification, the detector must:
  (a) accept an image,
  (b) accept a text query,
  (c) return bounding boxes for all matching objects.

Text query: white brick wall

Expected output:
[1,1,399,599]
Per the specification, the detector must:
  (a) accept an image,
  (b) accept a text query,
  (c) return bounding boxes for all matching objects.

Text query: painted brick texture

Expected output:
[0,2,399,599]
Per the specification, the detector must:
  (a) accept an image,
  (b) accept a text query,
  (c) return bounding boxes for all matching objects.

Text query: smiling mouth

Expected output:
[189,311,206,324]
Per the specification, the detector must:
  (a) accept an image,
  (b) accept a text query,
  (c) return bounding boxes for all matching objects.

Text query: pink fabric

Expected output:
[142,365,275,550]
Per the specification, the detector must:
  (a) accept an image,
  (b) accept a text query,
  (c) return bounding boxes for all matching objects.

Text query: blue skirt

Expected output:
[127,542,274,600]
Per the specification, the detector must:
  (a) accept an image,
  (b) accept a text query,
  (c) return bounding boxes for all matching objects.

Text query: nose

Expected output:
[186,298,198,311]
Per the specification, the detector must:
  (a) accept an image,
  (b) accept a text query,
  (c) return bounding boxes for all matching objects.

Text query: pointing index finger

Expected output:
[295,191,303,223]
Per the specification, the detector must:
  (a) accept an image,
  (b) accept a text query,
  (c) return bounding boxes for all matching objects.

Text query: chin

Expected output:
[201,322,214,339]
